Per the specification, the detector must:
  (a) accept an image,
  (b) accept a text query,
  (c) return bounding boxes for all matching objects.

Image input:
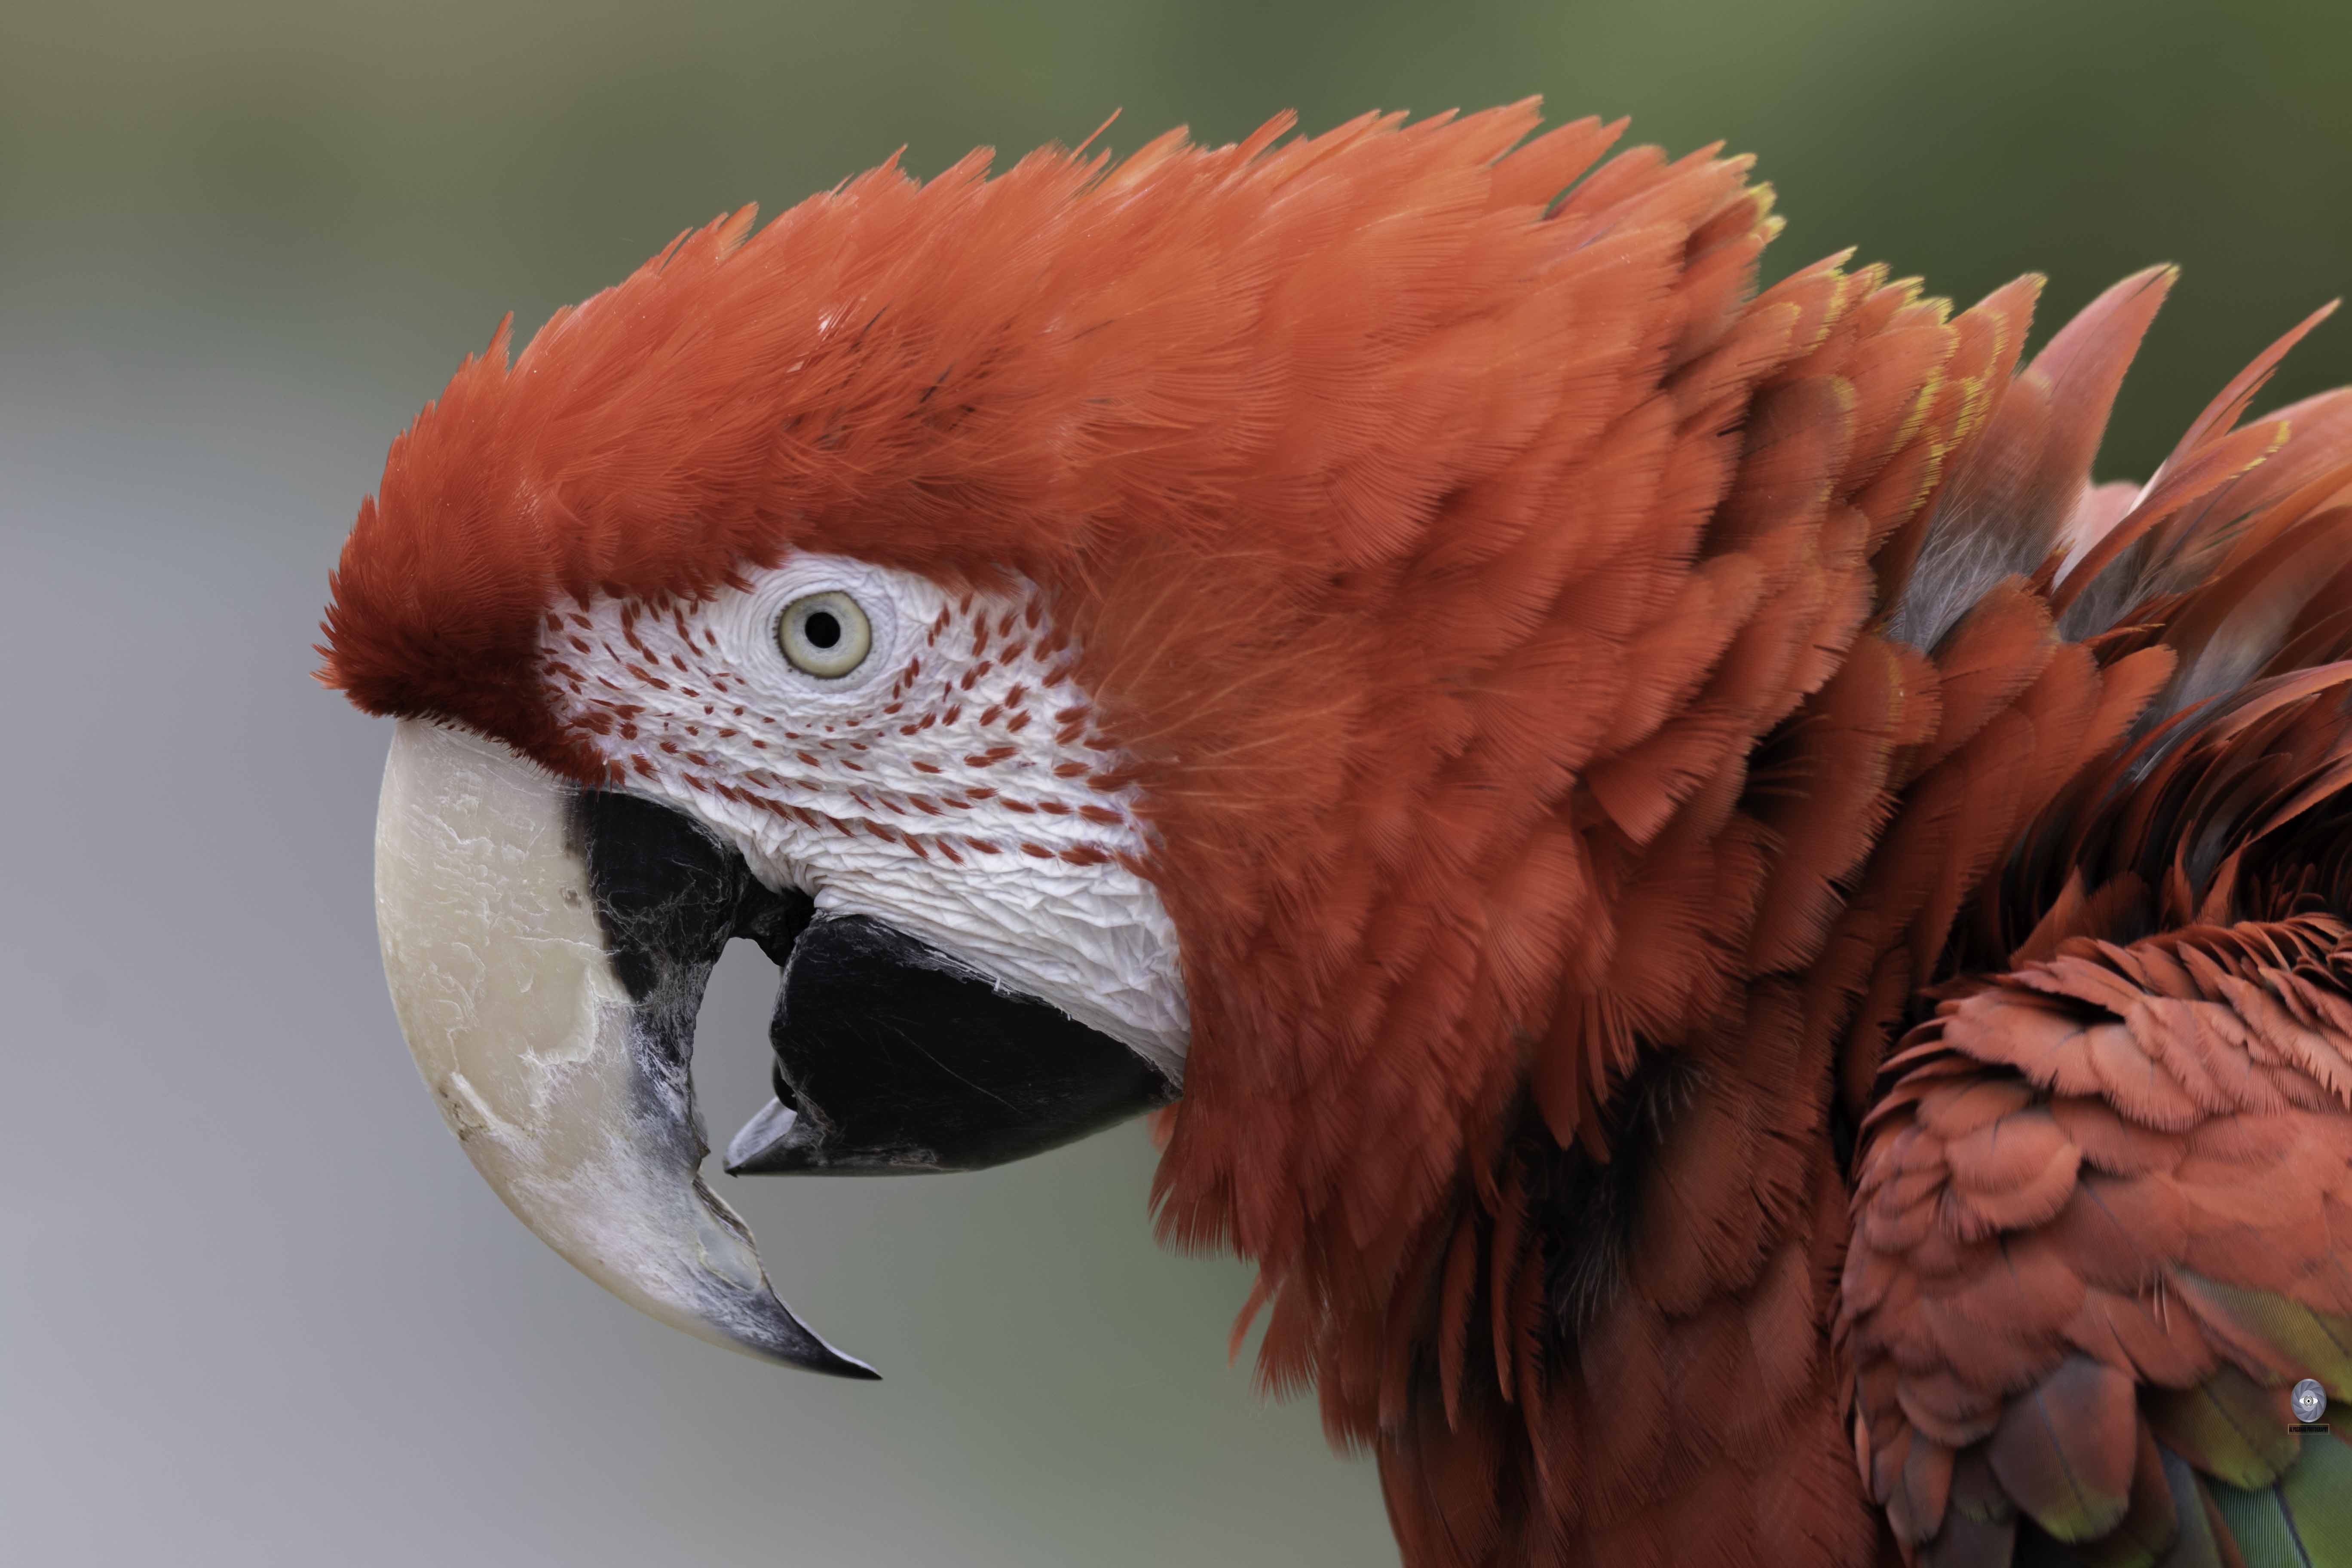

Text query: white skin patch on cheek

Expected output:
[536,552,1191,1084]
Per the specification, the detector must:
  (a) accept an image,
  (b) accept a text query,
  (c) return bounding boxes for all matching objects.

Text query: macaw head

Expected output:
[321,103,1776,1390]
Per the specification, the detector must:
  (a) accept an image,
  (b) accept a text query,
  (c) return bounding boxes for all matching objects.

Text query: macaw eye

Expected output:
[776,591,871,678]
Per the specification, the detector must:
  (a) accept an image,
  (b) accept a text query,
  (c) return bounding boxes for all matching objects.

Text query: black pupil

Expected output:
[803,610,841,649]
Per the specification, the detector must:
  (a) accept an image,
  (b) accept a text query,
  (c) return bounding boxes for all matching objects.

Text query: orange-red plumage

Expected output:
[322,104,2352,1567]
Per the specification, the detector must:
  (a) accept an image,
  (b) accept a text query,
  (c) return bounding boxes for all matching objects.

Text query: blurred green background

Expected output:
[3,2,2346,1565]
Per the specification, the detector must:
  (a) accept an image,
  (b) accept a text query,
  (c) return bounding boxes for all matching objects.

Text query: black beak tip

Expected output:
[737,1298,883,1381]
[723,1095,812,1175]
[758,1338,883,1381]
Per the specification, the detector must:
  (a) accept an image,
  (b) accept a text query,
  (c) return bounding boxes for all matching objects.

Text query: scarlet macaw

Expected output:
[322,104,2352,1565]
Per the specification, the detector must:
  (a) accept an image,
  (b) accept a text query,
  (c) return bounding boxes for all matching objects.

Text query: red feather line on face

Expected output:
[319,103,2352,1567]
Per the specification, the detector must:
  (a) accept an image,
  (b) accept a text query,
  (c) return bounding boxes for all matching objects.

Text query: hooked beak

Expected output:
[372,719,1174,1375]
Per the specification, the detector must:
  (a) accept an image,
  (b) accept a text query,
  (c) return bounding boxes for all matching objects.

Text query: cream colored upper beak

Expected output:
[371,718,872,1376]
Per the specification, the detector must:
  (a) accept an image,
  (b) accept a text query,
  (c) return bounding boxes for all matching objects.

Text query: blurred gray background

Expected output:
[3,2,2347,1564]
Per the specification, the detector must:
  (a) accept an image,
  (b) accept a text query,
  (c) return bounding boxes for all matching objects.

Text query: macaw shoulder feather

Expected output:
[1248,122,2352,1567]
[1845,910,2352,1567]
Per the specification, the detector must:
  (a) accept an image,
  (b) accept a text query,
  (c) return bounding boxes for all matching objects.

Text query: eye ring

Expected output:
[776,590,872,679]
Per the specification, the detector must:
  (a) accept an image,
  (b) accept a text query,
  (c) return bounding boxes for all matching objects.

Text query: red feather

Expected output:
[321,104,2352,1567]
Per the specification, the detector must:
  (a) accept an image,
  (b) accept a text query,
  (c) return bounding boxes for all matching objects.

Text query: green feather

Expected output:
[2205,1430,2352,1567]
[2150,1369,2302,1489]
[2181,1276,2352,1398]
[2277,1430,2352,1566]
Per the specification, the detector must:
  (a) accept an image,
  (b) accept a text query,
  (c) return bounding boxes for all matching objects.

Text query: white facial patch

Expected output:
[536,553,1190,1083]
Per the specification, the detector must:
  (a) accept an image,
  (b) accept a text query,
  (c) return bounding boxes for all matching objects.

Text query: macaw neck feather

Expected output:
[1133,138,2350,1567]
